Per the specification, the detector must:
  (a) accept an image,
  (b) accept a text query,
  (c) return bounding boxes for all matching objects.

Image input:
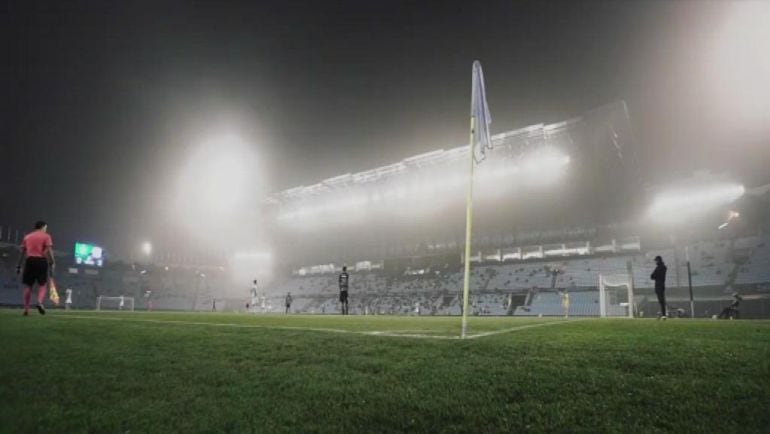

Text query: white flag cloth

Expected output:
[471,61,492,163]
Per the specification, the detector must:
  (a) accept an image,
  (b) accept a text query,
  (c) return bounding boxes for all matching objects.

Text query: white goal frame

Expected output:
[96,296,135,312]
[598,274,634,318]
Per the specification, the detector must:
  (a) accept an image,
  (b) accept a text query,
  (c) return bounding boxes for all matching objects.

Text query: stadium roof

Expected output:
[268,103,623,204]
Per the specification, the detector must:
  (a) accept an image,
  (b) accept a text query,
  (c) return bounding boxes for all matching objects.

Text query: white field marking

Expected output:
[33,312,580,340]
[366,329,441,334]
[465,319,586,339]
[44,314,458,339]
[364,331,459,340]
[46,314,364,335]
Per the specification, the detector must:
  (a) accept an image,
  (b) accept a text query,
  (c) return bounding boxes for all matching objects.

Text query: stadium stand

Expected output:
[2,233,770,318]
[263,234,770,318]
[735,237,770,284]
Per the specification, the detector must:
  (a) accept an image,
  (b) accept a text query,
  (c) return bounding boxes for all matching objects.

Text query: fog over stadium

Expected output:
[4,2,770,431]
[3,0,769,277]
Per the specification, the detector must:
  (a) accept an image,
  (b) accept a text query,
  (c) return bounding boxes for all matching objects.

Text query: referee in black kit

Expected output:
[339,266,349,315]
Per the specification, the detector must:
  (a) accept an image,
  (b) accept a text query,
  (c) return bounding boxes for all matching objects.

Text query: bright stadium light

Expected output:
[718,210,741,230]
[175,134,263,242]
[141,241,152,256]
[231,250,274,284]
[647,183,745,225]
[517,147,571,185]
[478,147,569,187]
[520,147,570,173]
[276,146,572,226]
[710,0,770,127]
[274,144,572,227]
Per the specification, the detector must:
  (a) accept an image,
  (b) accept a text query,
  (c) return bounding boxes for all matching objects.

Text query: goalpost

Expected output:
[96,296,135,312]
[598,274,634,318]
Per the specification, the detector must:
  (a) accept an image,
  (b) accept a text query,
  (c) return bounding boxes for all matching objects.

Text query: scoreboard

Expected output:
[74,242,105,267]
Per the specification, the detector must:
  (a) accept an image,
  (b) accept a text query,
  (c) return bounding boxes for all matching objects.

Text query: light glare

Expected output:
[141,241,152,256]
[710,1,770,127]
[647,183,745,225]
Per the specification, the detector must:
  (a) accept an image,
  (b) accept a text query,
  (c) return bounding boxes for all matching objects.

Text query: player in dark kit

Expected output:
[339,266,349,315]
[651,255,668,319]
[16,221,55,316]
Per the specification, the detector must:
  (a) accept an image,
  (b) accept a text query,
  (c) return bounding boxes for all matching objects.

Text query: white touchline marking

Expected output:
[465,319,585,339]
[32,312,582,340]
[48,314,361,335]
[46,314,456,339]
[366,329,440,334]
[364,331,459,340]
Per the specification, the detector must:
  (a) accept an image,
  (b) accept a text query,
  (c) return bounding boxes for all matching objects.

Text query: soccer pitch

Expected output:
[1,310,768,433]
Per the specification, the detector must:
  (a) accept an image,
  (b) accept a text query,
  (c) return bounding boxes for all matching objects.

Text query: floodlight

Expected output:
[175,134,262,242]
[718,210,741,230]
[141,242,152,256]
[710,1,770,126]
[648,183,745,225]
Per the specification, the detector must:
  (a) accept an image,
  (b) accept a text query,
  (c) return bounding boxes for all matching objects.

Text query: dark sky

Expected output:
[2,0,768,255]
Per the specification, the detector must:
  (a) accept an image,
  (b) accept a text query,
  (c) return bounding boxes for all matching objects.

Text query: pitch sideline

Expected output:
[464,319,587,339]
[9,311,580,340]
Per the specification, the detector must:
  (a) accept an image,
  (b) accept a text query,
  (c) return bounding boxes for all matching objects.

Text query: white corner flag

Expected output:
[471,60,492,163]
[461,61,492,338]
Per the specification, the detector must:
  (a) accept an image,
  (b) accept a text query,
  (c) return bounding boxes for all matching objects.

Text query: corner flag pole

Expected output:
[461,60,491,339]
[461,115,476,339]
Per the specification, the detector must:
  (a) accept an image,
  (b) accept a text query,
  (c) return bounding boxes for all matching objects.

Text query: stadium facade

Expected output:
[266,101,640,268]
[2,102,769,318]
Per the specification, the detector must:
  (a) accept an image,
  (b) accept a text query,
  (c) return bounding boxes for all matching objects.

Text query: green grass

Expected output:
[1,310,768,433]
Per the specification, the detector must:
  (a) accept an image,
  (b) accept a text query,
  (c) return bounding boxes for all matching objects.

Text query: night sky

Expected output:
[2,0,768,256]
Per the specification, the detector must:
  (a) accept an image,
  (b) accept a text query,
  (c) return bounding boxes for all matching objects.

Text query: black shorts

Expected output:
[339,290,348,303]
[22,257,49,287]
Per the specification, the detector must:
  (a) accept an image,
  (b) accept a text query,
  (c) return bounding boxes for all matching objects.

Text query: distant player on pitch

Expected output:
[285,292,293,314]
[65,287,73,310]
[560,288,570,318]
[651,255,668,319]
[119,294,125,311]
[16,220,55,316]
[339,266,350,315]
[250,279,258,313]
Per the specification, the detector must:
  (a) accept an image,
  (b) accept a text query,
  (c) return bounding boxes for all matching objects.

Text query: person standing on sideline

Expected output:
[16,221,55,316]
[339,266,350,315]
[651,255,668,319]
[285,292,293,314]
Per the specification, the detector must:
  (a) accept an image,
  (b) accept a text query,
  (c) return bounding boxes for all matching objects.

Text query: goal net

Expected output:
[96,296,135,312]
[598,274,634,318]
